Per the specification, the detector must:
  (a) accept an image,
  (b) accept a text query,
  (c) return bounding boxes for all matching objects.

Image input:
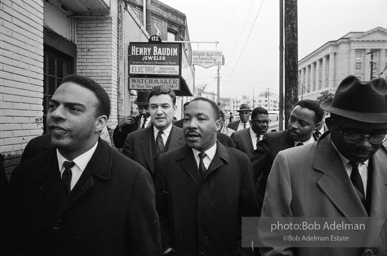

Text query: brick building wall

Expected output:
[0,0,44,176]
[75,0,120,126]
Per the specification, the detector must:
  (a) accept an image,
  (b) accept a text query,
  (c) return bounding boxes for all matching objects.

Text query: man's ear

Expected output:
[215,118,221,131]
[95,115,108,133]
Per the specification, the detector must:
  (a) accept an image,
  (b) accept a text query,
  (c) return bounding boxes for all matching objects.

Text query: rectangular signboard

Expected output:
[129,43,181,76]
[129,77,180,90]
[129,65,179,75]
[192,50,223,68]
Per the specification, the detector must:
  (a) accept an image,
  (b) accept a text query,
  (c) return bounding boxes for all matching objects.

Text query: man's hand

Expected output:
[117,116,136,132]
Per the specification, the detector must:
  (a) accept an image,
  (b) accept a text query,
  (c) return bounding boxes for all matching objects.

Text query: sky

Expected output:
[160,0,387,99]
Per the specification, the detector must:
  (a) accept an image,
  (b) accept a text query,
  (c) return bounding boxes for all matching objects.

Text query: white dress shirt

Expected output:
[153,124,173,145]
[57,141,98,190]
[237,121,250,131]
[192,143,217,170]
[294,134,316,147]
[332,142,368,196]
[249,128,262,150]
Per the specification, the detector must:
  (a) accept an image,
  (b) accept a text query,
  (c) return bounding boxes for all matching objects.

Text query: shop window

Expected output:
[43,45,74,132]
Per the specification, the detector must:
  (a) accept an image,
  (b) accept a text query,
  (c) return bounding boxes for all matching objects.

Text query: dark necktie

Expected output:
[141,116,147,129]
[243,123,246,129]
[256,134,262,148]
[156,131,165,156]
[198,152,207,179]
[62,161,75,196]
[349,162,365,197]
[296,142,304,146]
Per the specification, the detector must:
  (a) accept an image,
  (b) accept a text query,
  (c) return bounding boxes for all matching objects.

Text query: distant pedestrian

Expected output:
[229,112,234,123]
[232,106,270,158]
[155,97,258,255]
[218,110,235,136]
[228,104,252,131]
[112,90,150,148]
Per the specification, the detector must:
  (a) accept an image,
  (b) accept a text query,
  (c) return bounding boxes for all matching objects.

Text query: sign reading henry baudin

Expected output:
[129,42,181,76]
[192,50,223,68]
[129,77,180,90]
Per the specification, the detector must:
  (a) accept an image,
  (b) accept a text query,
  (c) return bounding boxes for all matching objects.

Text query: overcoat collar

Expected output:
[176,142,229,188]
[35,139,113,216]
[313,133,387,221]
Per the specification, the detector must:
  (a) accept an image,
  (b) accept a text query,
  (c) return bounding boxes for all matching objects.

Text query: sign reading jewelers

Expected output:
[129,37,182,90]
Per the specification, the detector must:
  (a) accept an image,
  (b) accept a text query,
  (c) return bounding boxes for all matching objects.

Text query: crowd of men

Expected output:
[0,74,387,256]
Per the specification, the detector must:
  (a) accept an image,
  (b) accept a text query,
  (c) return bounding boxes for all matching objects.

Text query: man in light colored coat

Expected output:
[259,75,387,256]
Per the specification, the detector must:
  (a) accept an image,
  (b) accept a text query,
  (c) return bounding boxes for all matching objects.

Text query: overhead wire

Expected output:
[225,0,265,83]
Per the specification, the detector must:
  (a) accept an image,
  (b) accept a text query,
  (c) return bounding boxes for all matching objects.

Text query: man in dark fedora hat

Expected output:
[259,75,387,256]
[227,104,252,131]
[113,90,151,148]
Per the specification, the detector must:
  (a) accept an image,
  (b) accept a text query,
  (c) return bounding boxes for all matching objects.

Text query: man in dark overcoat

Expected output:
[10,75,161,256]
[155,97,258,256]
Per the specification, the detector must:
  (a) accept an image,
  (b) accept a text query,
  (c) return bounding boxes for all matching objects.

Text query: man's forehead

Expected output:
[149,94,173,103]
[240,111,250,114]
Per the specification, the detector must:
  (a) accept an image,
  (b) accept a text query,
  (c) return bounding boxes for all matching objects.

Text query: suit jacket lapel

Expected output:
[314,134,368,217]
[243,129,254,153]
[55,140,113,217]
[141,126,155,173]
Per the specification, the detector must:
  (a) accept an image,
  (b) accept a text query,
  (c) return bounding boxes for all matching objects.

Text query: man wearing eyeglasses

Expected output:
[259,75,387,256]
[231,107,269,158]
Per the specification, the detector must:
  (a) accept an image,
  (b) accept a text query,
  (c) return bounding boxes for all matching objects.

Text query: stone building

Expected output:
[0,0,194,175]
[298,26,387,100]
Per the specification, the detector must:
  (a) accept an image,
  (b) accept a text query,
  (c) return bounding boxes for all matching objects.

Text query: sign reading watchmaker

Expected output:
[129,77,180,90]
[129,43,181,76]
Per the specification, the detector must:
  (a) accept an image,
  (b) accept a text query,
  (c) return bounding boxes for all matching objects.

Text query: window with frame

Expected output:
[43,45,74,132]
[167,31,177,41]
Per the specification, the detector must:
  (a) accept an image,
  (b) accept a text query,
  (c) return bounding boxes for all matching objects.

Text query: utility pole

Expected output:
[284,0,298,127]
[217,65,220,105]
[367,49,379,80]
[267,88,270,111]
[279,0,284,130]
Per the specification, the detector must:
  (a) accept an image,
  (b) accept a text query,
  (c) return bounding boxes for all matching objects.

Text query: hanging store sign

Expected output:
[192,50,223,68]
[129,77,180,90]
[129,43,181,76]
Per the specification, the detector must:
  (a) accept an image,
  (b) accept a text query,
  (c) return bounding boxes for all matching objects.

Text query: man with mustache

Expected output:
[232,107,270,158]
[122,86,185,179]
[9,75,161,255]
[154,97,258,256]
[259,76,387,255]
[252,99,323,211]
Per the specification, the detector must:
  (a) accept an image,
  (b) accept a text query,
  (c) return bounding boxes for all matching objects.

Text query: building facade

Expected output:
[298,26,387,100]
[0,0,194,174]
